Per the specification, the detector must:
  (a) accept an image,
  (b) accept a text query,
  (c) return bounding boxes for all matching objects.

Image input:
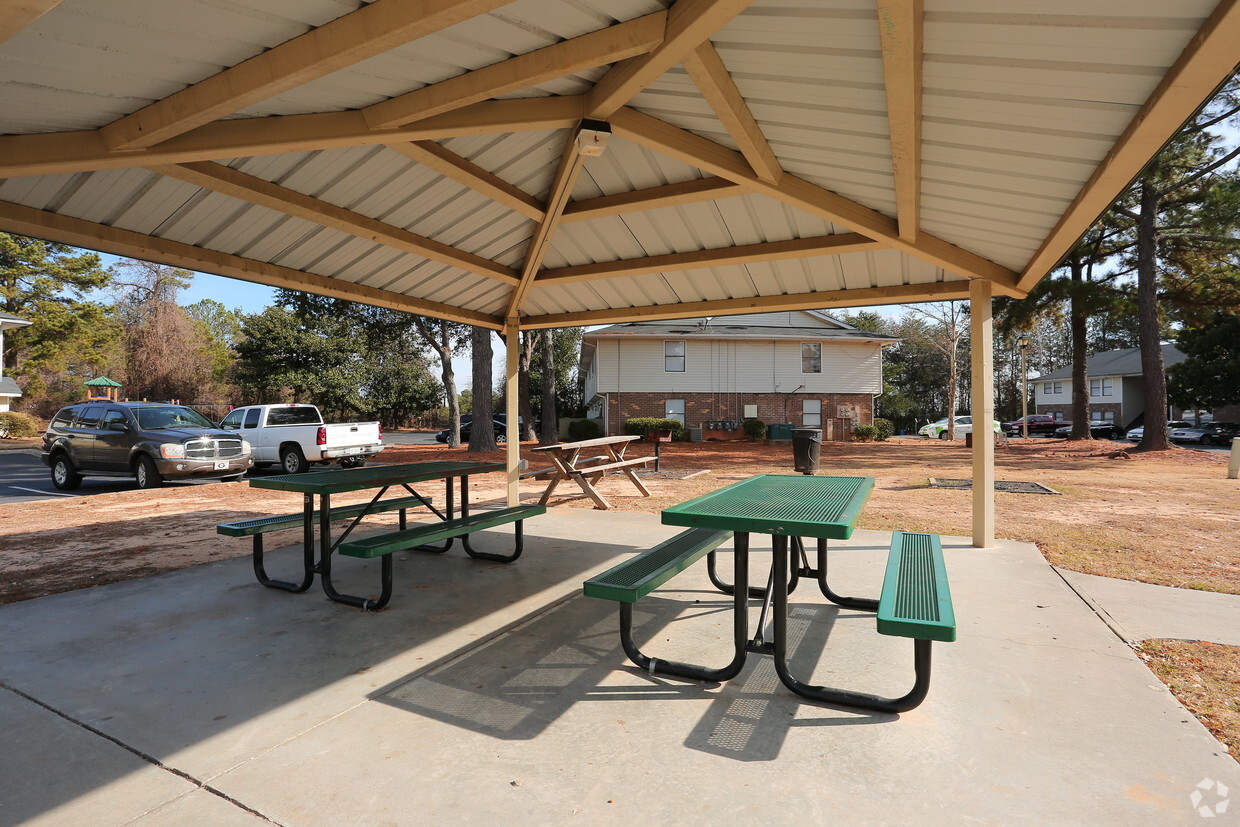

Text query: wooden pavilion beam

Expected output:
[363,12,666,130]
[876,0,923,243]
[0,200,503,329]
[388,141,544,222]
[99,0,511,151]
[682,41,782,184]
[561,176,746,223]
[0,97,585,179]
[535,234,883,285]
[0,0,63,46]
[149,161,519,286]
[587,0,754,118]
[610,107,1025,296]
[1017,0,1240,291]
[506,129,590,318]
[520,281,971,329]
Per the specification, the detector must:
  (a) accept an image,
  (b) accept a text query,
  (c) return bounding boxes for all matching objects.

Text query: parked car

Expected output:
[219,404,383,474]
[436,417,508,444]
[918,415,1001,440]
[1201,422,1240,445]
[42,401,253,490]
[1052,421,1120,439]
[1002,414,1068,437]
[1169,424,1214,444]
[1125,420,1192,441]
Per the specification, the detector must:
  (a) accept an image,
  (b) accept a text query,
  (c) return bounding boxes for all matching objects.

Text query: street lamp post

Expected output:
[1017,336,1031,440]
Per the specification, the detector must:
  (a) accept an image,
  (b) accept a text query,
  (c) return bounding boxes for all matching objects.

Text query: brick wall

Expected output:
[603,392,874,436]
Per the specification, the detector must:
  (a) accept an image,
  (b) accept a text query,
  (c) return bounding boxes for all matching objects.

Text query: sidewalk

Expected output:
[1057,569,1240,645]
[1,511,1236,824]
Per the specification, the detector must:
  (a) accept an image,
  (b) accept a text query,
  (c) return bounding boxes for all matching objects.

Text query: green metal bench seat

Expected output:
[334,505,546,610]
[584,528,732,603]
[216,495,431,539]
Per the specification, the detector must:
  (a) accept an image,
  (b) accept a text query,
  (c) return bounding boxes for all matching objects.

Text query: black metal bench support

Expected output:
[771,534,933,713]
[618,533,751,683]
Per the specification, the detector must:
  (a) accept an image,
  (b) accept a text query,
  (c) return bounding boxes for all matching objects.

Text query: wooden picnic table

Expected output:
[529,434,654,510]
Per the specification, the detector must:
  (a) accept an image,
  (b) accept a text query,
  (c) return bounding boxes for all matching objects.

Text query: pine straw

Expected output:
[1137,640,1240,762]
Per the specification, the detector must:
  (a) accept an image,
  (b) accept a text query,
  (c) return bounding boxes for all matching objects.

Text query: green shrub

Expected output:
[853,424,878,442]
[623,417,685,441]
[0,411,39,439]
[567,418,602,441]
[872,418,894,441]
[742,418,766,440]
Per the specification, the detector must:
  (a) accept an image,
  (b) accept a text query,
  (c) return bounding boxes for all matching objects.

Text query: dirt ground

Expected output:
[2,433,1237,760]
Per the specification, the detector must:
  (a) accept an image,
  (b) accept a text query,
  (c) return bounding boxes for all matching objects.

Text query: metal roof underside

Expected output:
[1,0,1236,331]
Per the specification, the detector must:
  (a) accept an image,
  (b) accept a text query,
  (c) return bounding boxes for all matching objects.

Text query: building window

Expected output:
[1097,410,1115,423]
[664,340,685,372]
[1053,411,1065,421]
[1090,378,1113,397]
[665,399,685,425]
[1053,382,1063,394]
[802,398,821,427]
[801,342,822,373]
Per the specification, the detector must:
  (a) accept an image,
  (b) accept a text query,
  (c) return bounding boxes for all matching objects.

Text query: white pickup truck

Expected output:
[218,404,383,474]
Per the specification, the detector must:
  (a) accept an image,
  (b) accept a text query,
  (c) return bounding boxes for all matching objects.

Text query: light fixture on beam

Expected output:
[575,119,611,157]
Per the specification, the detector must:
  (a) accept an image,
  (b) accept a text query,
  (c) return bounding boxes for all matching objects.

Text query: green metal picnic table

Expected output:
[248,461,502,608]
[660,474,880,702]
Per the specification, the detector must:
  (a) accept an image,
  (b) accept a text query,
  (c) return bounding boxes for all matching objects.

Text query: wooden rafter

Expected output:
[610,107,1024,296]
[561,177,746,223]
[0,200,502,328]
[363,12,666,130]
[99,0,511,150]
[389,141,544,222]
[535,234,883,285]
[877,0,923,243]
[0,1,62,46]
[1017,0,1240,291]
[587,0,754,118]
[682,41,781,184]
[505,129,590,318]
[0,97,585,179]
[150,162,519,286]
[519,281,971,329]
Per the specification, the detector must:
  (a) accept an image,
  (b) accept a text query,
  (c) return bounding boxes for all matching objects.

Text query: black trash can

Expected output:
[791,428,822,474]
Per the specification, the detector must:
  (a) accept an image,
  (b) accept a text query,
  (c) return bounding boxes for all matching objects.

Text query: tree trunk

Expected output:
[946,340,957,440]
[539,330,558,445]
[439,325,461,448]
[469,326,496,452]
[518,331,536,441]
[1135,177,1170,451]
[1069,259,1092,440]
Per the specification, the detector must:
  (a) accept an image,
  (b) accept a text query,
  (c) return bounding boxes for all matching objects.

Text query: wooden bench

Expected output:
[335,505,546,609]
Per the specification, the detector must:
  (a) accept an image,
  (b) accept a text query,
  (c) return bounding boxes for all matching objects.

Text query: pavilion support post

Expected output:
[970,278,995,548]
[504,320,521,507]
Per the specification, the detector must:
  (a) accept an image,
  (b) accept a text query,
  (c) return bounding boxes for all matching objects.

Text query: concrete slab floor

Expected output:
[1057,569,1240,646]
[0,510,1236,825]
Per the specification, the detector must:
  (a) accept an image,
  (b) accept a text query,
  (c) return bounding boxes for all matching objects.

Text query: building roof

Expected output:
[0,376,22,397]
[1037,344,1187,381]
[586,319,898,343]
[0,2,1235,332]
[0,311,32,332]
[83,376,123,388]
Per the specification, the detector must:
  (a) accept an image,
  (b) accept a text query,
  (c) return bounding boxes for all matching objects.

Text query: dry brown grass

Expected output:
[1137,640,1240,761]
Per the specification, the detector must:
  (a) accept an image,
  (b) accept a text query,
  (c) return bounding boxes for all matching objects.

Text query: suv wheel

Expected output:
[135,455,164,489]
[51,454,82,491]
[281,445,308,475]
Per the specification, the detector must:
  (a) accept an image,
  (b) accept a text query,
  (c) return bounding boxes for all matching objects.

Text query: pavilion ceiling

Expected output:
[0,0,1236,330]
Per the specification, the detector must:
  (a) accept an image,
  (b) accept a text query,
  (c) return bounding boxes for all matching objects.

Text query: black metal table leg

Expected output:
[414,475,456,553]
[317,491,388,610]
[771,535,931,713]
[250,491,315,592]
[706,540,799,598]
[619,532,751,682]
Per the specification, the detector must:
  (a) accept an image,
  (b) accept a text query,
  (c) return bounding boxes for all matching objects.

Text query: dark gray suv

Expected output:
[42,401,253,490]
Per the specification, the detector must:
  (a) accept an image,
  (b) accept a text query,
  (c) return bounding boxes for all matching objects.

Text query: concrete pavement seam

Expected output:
[0,681,282,825]
[1051,566,1135,644]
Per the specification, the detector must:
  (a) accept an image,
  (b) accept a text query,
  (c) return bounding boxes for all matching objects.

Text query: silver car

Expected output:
[1169,425,1212,443]
[1126,421,1192,441]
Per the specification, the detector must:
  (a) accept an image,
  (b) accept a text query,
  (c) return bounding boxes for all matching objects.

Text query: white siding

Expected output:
[591,337,883,395]
[704,310,844,329]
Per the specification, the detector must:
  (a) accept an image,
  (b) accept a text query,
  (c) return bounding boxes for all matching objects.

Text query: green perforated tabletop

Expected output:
[661,474,874,539]
[247,461,502,495]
